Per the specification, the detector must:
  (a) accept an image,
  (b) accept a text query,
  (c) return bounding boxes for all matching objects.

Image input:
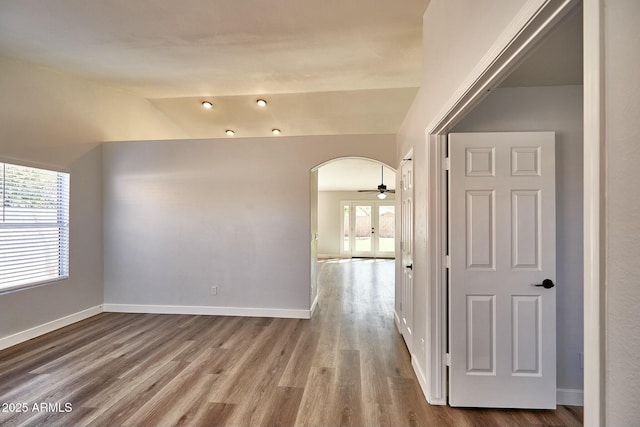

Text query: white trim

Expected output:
[424,0,581,407]
[0,276,68,296]
[427,0,578,135]
[394,310,402,332]
[412,356,446,406]
[103,304,313,319]
[310,293,319,317]
[583,1,605,425]
[0,305,103,351]
[557,388,585,406]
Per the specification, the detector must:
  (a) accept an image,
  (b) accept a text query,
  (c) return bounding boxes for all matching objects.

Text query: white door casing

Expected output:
[448,132,556,409]
[400,155,414,351]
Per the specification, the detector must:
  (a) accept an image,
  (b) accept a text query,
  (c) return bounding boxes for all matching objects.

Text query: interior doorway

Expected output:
[310,157,397,319]
[419,2,585,408]
[314,158,396,260]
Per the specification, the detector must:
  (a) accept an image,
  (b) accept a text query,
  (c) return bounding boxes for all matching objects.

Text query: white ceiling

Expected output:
[0,0,428,138]
[318,159,395,192]
[0,0,582,188]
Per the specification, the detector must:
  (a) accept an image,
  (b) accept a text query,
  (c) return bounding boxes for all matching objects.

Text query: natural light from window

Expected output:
[0,162,70,292]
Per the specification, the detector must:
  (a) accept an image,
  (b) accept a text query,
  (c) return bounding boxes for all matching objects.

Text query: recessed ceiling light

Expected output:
[256,99,267,107]
[225,129,235,136]
[272,128,281,135]
[201,101,213,109]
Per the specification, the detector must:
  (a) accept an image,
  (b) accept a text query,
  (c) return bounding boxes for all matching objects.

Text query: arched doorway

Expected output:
[309,157,397,316]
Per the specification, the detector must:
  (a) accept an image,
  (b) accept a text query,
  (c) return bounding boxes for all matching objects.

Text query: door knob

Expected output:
[405,264,413,270]
[535,279,554,289]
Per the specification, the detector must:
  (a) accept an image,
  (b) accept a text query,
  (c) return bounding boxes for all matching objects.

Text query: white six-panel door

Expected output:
[400,156,414,351]
[449,132,556,409]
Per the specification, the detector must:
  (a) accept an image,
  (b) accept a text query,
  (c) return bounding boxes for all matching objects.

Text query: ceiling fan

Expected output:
[358,166,395,199]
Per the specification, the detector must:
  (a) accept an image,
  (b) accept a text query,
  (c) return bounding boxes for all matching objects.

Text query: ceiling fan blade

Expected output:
[357,190,377,193]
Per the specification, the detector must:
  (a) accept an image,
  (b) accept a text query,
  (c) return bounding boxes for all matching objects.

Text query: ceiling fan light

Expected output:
[378,192,387,200]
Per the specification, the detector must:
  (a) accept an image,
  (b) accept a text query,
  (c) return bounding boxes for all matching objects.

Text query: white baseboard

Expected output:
[310,294,319,317]
[557,388,584,406]
[411,356,446,405]
[0,305,103,351]
[412,356,429,400]
[103,303,312,319]
[394,310,402,332]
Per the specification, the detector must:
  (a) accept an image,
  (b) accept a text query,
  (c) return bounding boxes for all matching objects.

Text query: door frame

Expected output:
[398,152,414,350]
[419,0,595,410]
[341,200,396,258]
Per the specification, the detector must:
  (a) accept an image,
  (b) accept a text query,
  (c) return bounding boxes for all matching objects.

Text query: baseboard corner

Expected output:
[0,304,103,351]
[310,294,319,318]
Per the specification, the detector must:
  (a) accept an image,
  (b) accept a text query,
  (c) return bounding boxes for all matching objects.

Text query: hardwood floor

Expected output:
[0,259,582,426]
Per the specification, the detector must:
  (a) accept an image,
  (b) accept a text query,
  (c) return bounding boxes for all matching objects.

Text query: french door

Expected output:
[341,201,395,258]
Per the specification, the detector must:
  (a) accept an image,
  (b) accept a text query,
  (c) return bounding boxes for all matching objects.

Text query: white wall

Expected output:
[603,0,640,424]
[453,85,584,394]
[396,0,531,400]
[318,191,396,257]
[102,135,396,315]
[0,55,186,345]
[399,0,640,420]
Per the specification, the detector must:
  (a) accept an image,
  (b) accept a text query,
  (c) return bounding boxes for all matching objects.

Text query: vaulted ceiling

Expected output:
[0,1,583,193]
[0,0,429,138]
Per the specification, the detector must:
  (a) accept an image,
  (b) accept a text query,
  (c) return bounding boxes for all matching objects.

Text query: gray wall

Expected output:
[604,0,640,424]
[396,0,532,395]
[0,55,187,343]
[102,135,396,312]
[453,85,584,392]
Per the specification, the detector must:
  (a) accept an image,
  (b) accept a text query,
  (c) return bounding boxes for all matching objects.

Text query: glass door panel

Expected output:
[354,205,372,255]
[377,205,395,255]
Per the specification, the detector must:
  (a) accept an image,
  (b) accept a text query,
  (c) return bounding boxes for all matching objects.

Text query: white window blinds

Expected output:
[0,162,70,292]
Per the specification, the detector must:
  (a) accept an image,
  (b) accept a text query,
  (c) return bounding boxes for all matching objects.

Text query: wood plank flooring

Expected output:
[0,259,583,426]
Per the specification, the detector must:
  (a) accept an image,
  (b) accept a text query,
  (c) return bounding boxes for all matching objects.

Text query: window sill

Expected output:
[0,276,69,296]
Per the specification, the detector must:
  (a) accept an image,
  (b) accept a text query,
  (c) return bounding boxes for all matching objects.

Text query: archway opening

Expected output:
[309,157,397,319]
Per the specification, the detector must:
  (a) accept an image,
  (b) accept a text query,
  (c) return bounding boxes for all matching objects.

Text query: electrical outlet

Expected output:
[211,286,218,295]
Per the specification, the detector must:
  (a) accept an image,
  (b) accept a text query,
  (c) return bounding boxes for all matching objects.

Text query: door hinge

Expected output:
[446,353,451,366]
[444,157,450,171]
[445,255,451,269]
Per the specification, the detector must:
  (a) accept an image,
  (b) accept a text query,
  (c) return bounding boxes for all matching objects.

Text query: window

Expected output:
[0,162,70,292]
